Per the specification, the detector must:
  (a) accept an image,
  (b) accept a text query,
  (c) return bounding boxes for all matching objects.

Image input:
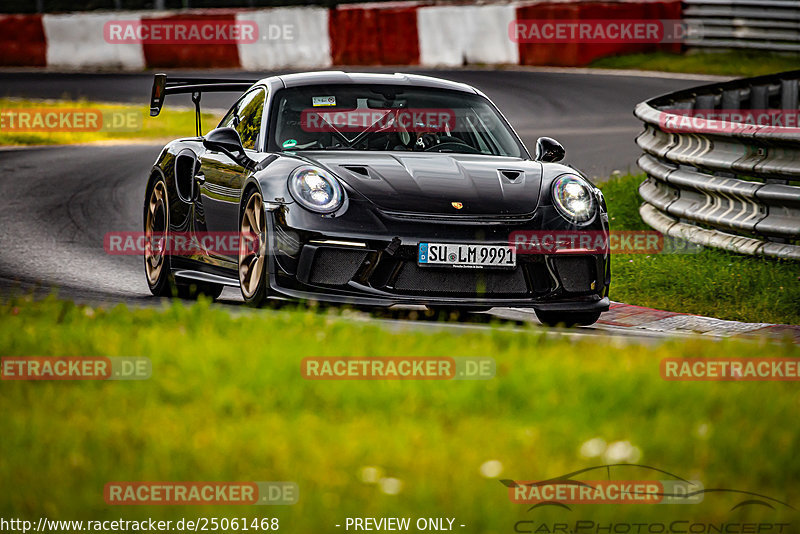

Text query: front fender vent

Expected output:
[342,165,372,178]
[498,169,524,182]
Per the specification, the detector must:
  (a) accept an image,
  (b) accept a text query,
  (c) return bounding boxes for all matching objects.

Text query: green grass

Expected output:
[0,98,218,146]
[0,295,799,529]
[591,51,800,77]
[601,174,800,325]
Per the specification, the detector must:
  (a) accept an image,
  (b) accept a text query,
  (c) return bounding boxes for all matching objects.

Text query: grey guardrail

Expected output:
[683,0,800,53]
[634,70,800,260]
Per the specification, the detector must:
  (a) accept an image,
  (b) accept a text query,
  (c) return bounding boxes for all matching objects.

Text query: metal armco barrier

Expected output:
[634,71,800,260]
[684,0,800,52]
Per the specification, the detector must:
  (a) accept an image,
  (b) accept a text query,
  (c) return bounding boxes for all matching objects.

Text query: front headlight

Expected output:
[552,174,596,223]
[288,166,344,214]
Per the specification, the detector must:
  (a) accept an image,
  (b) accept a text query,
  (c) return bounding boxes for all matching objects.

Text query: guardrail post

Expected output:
[750,84,769,109]
[694,94,716,111]
[781,79,799,110]
[721,89,741,110]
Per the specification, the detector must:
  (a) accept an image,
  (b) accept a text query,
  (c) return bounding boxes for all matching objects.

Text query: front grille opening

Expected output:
[526,262,554,294]
[392,263,528,296]
[309,248,368,286]
[553,256,595,293]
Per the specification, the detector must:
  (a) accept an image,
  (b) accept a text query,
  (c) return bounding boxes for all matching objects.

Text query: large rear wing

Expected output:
[149,73,257,136]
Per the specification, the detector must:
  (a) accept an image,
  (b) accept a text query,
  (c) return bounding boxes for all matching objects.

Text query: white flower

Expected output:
[359,466,382,484]
[602,440,641,464]
[695,423,710,439]
[378,477,403,495]
[480,460,503,478]
[579,438,607,459]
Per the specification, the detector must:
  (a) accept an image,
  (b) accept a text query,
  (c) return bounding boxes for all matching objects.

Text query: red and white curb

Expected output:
[0,1,682,70]
[492,302,799,341]
[598,302,800,342]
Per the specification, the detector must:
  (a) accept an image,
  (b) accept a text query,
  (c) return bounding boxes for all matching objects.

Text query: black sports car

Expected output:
[145,71,610,326]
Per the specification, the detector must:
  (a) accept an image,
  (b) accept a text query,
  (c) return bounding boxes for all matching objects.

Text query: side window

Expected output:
[217,88,266,151]
[218,103,239,129]
[236,89,266,150]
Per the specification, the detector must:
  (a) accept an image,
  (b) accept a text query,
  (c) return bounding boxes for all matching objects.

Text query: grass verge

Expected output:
[591,51,800,77]
[0,98,218,146]
[600,173,800,325]
[0,295,798,528]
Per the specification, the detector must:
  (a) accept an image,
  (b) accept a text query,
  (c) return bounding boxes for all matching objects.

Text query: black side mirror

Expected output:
[534,137,565,163]
[203,127,255,169]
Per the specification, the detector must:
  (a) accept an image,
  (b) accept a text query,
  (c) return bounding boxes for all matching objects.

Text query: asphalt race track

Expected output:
[0,68,722,336]
[0,68,722,178]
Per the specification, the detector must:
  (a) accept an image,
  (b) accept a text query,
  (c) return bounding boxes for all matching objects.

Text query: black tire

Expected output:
[239,188,270,307]
[534,310,602,327]
[144,175,224,301]
[143,175,175,297]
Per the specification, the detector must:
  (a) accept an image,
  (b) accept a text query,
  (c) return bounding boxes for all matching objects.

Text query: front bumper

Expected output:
[261,201,611,312]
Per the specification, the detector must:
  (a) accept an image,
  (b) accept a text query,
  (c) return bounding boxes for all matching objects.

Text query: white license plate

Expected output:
[418,243,516,268]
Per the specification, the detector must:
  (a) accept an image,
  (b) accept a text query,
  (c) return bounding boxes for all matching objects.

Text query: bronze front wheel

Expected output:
[239,189,269,306]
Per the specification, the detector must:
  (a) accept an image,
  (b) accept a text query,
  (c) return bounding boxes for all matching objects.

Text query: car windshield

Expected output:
[267,84,525,157]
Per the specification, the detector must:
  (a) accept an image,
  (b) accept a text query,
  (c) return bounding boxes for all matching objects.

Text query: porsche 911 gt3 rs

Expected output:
[145,71,610,326]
